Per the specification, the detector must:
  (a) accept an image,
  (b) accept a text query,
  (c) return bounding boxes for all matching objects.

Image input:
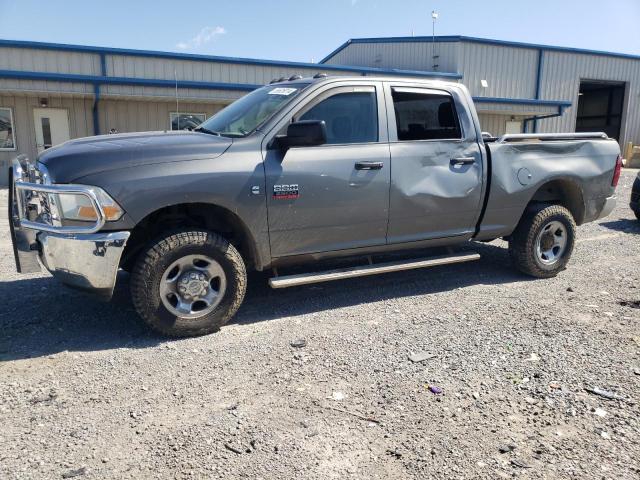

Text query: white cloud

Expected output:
[176,26,226,50]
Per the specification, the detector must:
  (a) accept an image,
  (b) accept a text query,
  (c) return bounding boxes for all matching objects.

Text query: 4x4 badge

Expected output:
[273,184,299,200]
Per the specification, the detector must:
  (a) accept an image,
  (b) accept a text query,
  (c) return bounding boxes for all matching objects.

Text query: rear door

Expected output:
[263,82,390,258]
[385,84,484,243]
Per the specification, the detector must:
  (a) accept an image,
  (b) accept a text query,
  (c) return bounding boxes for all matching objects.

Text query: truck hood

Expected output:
[38,131,232,183]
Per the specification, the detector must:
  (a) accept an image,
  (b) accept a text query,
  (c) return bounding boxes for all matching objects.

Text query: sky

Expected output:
[1,0,639,63]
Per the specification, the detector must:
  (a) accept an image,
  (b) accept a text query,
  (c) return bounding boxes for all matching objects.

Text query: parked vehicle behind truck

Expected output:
[631,170,640,220]
[9,75,622,337]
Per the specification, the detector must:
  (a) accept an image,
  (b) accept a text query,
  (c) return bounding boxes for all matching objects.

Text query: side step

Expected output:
[269,252,480,289]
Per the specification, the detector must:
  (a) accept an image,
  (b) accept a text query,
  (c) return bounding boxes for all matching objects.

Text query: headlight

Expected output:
[52,187,124,222]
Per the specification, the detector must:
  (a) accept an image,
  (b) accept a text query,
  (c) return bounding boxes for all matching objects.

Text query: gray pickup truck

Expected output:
[9,75,622,337]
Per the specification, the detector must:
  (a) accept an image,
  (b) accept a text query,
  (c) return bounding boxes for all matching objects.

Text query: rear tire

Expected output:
[130,230,246,337]
[508,204,576,278]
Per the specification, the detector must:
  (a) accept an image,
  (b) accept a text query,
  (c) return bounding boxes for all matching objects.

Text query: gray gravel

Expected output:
[1,170,639,479]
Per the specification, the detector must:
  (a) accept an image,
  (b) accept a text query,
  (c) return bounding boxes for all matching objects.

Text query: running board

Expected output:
[269,252,480,289]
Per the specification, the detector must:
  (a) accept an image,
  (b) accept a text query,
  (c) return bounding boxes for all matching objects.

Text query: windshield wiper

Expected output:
[193,126,221,136]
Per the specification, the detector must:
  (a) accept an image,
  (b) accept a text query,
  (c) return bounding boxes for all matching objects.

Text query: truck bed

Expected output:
[475,133,620,241]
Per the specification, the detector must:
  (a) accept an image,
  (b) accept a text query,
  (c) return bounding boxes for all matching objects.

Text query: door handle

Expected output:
[450,157,475,166]
[355,161,384,170]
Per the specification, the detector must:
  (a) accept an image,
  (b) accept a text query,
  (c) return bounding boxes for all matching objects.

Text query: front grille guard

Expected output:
[11,157,107,235]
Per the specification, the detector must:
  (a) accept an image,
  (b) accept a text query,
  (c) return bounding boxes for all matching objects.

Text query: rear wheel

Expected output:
[131,230,246,337]
[508,205,576,278]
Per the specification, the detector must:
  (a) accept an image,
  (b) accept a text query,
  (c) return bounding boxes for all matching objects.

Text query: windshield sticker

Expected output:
[268,88,297,96]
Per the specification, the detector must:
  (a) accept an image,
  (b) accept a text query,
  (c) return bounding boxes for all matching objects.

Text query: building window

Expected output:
[391,89,461,141]
[0,107,16,151]
[170,112,206,131]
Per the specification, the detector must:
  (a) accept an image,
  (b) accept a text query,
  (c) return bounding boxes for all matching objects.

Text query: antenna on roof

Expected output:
[431,11,439,71]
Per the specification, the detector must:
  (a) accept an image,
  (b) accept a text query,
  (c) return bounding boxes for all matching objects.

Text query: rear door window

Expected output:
[391,88,461,141]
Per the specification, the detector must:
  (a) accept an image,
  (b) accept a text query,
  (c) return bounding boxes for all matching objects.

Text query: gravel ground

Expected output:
[0,170,639,479]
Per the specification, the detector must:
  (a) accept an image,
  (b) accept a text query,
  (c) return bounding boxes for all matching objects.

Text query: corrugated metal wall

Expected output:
[324,41,460,74]
[323,39,640,145]
[537,50,640,146]
[2,39,640,186]
[474,102,556,116]
[458,43,538,99]
[106,55,346,87]
[0,94,94,184]
[99,99,224,133]
[100,84,245,102]
[0,47,101,75]
[478,114,509,135]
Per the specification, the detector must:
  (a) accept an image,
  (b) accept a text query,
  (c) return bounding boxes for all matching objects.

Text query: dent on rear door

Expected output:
[386,85,484,243]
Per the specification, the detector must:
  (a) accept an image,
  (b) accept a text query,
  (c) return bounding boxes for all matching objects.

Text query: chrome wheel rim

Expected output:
[159,254,226,319]
[535,220,568,265]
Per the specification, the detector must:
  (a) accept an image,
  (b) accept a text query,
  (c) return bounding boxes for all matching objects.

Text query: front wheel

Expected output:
[508,205,576,278]
[130,230,246,337]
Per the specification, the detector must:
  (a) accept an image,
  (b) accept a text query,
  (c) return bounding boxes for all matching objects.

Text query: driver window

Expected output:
[296,89,378,145]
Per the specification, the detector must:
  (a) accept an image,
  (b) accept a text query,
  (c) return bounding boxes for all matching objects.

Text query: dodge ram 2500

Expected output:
[9,75,622,337]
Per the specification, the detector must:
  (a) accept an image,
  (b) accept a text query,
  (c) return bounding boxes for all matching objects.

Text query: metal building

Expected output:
[1,35,639,187]
[0,39,457,186]
[321,35,640,148]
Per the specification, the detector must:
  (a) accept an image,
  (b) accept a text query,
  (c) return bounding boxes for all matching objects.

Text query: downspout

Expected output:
[92,52,107,135]
[92,83,100,135]
[522,105,567,132]
[531,49,544,133]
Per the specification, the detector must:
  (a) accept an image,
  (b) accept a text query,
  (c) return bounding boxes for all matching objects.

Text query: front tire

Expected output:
[130,230,246,337]
[508,204,576,278]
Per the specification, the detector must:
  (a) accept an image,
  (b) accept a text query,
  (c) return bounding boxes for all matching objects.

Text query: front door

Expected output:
[33,108,70,153]
[264,83,390,258]
[386,85,484,243]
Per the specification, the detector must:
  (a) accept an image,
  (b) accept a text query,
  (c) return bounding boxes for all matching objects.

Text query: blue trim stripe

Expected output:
[0,39,461,79]
[0,69,572,110]
[472,96,571,108]
[0,69,262,91]
[320,35,640,63]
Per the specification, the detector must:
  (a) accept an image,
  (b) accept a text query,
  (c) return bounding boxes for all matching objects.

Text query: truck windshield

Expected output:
[197,84,309,137]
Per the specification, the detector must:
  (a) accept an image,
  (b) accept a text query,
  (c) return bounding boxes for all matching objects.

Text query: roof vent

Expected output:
[313,73,328,79]
[288,75,303,81]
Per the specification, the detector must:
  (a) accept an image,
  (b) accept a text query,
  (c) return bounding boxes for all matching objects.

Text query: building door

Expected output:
[505,120,522,134]
[576,81,625,140]
[33,108,70,153]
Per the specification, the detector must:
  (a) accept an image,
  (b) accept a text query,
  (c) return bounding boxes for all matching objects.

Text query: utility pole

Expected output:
[431,10,439,71]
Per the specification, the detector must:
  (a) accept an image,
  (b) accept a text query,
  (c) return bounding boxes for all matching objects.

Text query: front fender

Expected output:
[75,147,270,269]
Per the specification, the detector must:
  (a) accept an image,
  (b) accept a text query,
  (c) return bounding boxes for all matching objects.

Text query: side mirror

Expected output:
[279,120,327,148]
